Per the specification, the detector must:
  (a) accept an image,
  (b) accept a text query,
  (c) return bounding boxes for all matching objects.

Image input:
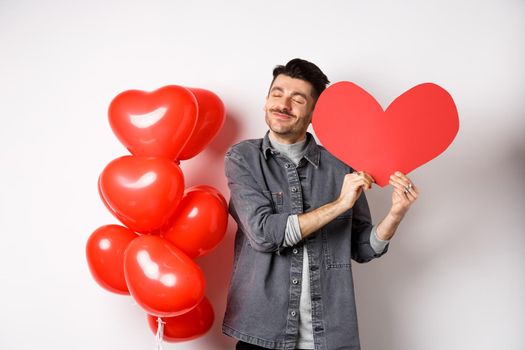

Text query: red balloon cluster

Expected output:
[86,85,227,342]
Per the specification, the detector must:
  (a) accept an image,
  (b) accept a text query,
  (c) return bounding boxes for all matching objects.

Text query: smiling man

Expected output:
[222,59,419,350]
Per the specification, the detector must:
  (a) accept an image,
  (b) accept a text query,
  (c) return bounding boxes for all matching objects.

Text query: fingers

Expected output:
[389,171,419,199]
[352,176,372,190]
[353,171,375,190]
[353,170,374,182]
[393,187,417,202]
[353,172,372,190]
[350,175,371,190]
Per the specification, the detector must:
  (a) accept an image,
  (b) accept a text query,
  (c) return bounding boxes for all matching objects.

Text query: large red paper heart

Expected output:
[108,85,198,160]
[312,82,459,187]
[98,156,185,233]
[124,236,205,317]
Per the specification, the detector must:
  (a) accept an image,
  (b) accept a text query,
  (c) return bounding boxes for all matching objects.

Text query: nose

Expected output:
[276,96,292,112]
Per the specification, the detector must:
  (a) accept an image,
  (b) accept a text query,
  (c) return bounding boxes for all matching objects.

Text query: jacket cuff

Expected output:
[370,225,389,254]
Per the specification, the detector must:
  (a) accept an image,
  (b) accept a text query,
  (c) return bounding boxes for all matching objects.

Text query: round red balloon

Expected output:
[109,85,198,160]
[147,297,214,342]
[178,88,225,161]
[86,225,138,294]
[124,236,205,317]
[98,155,185,234]
[162,186,228,259]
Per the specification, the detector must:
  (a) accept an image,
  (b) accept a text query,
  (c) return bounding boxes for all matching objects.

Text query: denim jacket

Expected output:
[222,131,389,350]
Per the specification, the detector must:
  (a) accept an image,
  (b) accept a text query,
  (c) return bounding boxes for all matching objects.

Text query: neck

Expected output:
[269,130,307,145]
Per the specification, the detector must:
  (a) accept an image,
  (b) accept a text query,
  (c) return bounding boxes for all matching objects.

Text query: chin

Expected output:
[270,125,292,134]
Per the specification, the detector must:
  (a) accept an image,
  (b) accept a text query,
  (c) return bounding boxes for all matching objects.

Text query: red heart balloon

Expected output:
[124,236,205,317]
[162,185,228,259]
[312,82,459,186]
[98,155,185,233]
[86,224,138,294]
[108,85,198,160]
[147,296,214,342]
[178,88,226,161]
[190,184,228,209]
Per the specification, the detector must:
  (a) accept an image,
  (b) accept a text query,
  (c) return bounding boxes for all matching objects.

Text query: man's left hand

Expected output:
[388,171,419,219]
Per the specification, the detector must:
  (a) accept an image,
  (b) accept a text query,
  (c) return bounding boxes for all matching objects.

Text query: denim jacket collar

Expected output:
[262,130,320,168]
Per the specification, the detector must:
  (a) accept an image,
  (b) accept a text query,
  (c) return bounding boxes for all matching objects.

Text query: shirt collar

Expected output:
[262,130,320,168]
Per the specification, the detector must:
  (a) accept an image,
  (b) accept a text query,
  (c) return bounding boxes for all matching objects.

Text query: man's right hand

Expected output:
[336,171,375,210]
[297,170,374,238]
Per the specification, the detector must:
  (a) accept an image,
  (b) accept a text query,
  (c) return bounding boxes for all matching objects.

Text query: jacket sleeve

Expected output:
[225,149,289,253]
[351,191,389,263]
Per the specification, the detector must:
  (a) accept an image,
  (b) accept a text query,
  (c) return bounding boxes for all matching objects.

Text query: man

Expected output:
[222,59,419,350]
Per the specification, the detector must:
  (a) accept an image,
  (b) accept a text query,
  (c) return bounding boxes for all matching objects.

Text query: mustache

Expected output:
[270,108,295,118]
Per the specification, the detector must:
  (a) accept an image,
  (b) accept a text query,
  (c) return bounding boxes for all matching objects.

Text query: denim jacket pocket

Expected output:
[322,211,353,269]
[265,190,284,213]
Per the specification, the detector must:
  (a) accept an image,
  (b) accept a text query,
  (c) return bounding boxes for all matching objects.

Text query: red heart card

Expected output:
[312,82,459,187]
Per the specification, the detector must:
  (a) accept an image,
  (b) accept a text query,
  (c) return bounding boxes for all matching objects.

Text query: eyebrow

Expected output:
[270,86,308,100]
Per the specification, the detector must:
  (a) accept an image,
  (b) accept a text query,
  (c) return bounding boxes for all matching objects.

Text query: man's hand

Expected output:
[337,171,375,210]
[388,171,419,220]
[297,171,374,238]
[373,171,419,241]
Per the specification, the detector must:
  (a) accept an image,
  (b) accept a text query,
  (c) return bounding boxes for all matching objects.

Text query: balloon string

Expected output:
[155,317,165,350]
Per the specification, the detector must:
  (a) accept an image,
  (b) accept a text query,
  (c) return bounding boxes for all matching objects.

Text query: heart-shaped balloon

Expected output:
[178,88,225,161]
[147,296,214,342]
[190,184,228,209]
[108,85,198,160]
[86,224,138,294]
[98,155,184,233]
[124,236,205,317]
[162,185,228,259]
[312,82,459,186]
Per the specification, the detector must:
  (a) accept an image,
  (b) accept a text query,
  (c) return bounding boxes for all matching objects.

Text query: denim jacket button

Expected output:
[285,163,291,168]
[292,279,299,285]
[292,248,298,254]
[291,311,297,317]
[291,187,297,192]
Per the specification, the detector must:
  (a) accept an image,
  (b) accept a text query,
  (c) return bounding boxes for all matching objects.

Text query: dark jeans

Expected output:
[236,341,310,350]
[236,341,268,349]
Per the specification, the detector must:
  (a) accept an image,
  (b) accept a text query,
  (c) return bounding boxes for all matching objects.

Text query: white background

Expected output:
[1,0,524,349]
